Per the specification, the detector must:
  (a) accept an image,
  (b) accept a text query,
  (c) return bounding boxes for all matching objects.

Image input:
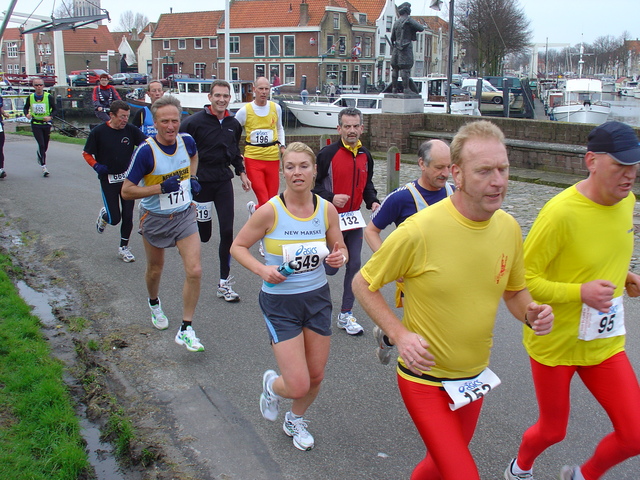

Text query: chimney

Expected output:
[299,0,309,27]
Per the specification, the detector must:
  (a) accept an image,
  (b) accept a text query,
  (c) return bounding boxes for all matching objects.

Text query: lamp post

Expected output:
[167,49,176,90]
[430,0,454,114]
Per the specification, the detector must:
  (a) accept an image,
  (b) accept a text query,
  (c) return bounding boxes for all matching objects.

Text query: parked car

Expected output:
[111,73,133,85]
[67,73,90,87]
[69,69,112,84]
[128,73,148,84]
[461,79,514,104]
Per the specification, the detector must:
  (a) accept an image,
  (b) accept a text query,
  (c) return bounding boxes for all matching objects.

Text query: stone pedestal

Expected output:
[381,93,423,114]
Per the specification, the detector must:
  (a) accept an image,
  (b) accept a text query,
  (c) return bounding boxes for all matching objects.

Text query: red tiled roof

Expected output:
[413,15,449,33]
[626,40,640,55]
[227,0,382,28]
[153,11,223,38]
[62,25,119,53]
[2,28,25,52]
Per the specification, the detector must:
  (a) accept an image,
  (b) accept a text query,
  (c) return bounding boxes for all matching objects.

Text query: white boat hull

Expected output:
[284,96,478,129]
[550,104,610,124]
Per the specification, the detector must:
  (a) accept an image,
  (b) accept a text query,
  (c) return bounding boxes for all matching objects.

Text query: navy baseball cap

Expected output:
[587,121,640,165]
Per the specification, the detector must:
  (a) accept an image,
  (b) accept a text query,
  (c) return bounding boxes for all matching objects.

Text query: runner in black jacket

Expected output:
[180,79,251,302]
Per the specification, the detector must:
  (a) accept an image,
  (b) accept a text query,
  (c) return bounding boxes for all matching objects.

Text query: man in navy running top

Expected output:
[122,95,204,353]
[364,139,453,363]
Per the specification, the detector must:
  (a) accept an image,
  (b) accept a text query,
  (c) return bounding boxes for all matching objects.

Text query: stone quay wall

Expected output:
[361,112,640,182]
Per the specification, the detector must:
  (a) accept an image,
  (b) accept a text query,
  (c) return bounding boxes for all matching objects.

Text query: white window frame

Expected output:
[386,16,393,32]
[364,37,372,57]
[45,43,52,55]
[338,36,346,56]
[333,13,340,29]
[254,35,265,57]
[268,35,280,57]
[284,64,295,84]
[194,38,203,49]
[231,67,239,81]
[178,39,186,50]
[194,62,206,78]
[163,40,170,50]
[283,35,295,57]
[255,64,266,80]
[7,42,18,58]
[229,36,240,54]
[209,37,217,49]
[327,35,334,55]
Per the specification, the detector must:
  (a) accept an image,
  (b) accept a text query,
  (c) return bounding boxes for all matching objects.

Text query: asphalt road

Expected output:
[1,132,639,480]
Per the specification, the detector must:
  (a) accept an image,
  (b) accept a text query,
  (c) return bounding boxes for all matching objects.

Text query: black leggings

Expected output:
[0,131,4,168]
[31,124,51,165]
[193,179,235,280]
[99,179,134,245]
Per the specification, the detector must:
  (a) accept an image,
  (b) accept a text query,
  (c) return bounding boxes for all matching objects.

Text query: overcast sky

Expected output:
[9,0,639,48]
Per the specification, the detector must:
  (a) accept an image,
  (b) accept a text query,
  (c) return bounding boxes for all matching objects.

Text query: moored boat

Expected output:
[549,78,611,125]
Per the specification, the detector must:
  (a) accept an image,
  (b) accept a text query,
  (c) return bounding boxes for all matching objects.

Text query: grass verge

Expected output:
[10,130,86,146]
[0,252,90,480]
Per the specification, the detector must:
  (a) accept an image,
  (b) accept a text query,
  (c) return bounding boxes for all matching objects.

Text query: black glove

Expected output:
[160,175,180,194]
[93,163,109,176]
[190,178,201,196]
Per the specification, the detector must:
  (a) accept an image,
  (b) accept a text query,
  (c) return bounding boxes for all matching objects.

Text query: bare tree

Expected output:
[456,0,531,76]
[53,0,74,18]
[117,11,149,32]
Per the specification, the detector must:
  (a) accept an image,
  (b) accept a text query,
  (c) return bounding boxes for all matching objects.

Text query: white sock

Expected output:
[286,411,302,422]
[512,459,532,475]
[266,374,279,397]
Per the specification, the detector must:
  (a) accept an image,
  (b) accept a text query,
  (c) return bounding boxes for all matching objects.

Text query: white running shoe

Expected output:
[175,326,204,352]
[217,276,240,302]
[337,311,364,335]
[148,299,168,330]
[373,325,394,365]
[118,246,135,263]
[247,200,256,215]
[260,369,280,421]
[0,168,6,179]
[42,165,50,177]
[283,413,315,451]
[559,466,584,480]
[504,458,535,480]
[96,207,107,234]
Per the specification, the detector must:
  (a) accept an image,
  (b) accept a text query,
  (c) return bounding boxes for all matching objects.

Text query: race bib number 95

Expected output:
[579,296,625,341]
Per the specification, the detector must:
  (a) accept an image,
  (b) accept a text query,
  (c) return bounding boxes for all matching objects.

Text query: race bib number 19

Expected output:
[195,201,214,222]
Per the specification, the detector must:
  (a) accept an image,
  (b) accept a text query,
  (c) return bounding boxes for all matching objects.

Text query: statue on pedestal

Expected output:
[390,2,424,94]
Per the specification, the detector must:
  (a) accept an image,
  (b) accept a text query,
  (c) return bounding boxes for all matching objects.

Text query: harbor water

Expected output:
[48,91,640,135]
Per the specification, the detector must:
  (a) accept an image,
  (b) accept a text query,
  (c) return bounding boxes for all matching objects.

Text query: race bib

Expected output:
[32,103,47,115]
[441,368,501,411]
[339,210,365,231]
[194,201,214,222]
[158,179,190,211]
[281,242,330,274]
[250,129,274,145]
[578,296,625,341]
[108,172,127,183]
